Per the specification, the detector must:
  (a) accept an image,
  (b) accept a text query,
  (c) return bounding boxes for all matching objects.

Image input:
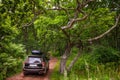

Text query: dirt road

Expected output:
[6,58,58,80]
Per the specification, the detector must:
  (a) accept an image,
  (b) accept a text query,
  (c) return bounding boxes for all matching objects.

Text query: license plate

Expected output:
[30,64,37,67]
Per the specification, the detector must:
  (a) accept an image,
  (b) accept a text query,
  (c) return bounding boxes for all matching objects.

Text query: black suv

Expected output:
[23,50,49,75]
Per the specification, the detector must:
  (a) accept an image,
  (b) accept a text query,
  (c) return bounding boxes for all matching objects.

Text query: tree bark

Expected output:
[60,55,67,74]
[60,0,93,74]
[60,43,72,74]
[117,24,120,50]
[31,25,38,41]
[67,48,81,71]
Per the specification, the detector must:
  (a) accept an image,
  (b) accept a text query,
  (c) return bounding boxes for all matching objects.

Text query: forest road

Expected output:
[6,57,58,80]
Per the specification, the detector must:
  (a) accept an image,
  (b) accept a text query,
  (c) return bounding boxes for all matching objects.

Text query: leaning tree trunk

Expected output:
[60,43,72,74]
[67,48,82,71]
[59,0,94,74]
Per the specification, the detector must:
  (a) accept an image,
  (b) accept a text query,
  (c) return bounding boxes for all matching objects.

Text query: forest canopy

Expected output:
[0,0,120,80]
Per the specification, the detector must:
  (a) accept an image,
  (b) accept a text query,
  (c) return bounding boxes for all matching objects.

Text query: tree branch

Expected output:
[75,14,88,21]
[82,0,94,8]
[61,29,70,39]
[67,48,82,71]
[61,0,92,30]
[22,15,37,27]
[61,14,88,29]
[22,0,40,27]
[88,14,120,42]
[47,8,75,10]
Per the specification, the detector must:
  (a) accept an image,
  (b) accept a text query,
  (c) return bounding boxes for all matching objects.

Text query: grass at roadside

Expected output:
[51,57,120,80]
[50,58,62,80]
[50,46,120,80]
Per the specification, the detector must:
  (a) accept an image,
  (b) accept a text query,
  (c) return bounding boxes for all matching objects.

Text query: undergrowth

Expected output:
[0,43,25,80]
[51,45,120,80]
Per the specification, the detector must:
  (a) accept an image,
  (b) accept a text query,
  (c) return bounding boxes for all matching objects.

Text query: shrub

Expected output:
[0,43,25,80]
[71,45,120,79]
[51,45,120,80]
[89,45,120,63]
[6,43,26,58]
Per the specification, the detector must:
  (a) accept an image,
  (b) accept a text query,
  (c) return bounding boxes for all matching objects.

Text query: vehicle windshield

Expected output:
[28,57,42,63]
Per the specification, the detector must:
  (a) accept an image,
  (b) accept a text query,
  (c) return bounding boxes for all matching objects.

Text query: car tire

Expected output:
[23,71,27,75]
[47,65,49,71]
[43,68,47,75]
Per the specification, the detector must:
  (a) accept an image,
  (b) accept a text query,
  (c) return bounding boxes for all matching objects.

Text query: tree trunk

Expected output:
[60,55,67,74]
[117,24,120,50]
[67,48,81,71]
[60,43,72,74]
[31,25,37,41]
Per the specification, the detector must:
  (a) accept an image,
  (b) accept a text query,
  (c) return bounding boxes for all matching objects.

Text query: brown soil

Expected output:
[6,57,58,80]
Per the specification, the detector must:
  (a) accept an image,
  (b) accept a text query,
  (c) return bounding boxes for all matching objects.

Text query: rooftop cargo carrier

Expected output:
[31,50,43,55]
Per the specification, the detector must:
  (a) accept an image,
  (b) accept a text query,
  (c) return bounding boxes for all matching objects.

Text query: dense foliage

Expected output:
[0,43,25,80]
[0,0,120,80]
[51,46,120,80]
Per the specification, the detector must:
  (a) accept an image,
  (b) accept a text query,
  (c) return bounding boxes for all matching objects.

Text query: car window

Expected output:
[28,57,42,63]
